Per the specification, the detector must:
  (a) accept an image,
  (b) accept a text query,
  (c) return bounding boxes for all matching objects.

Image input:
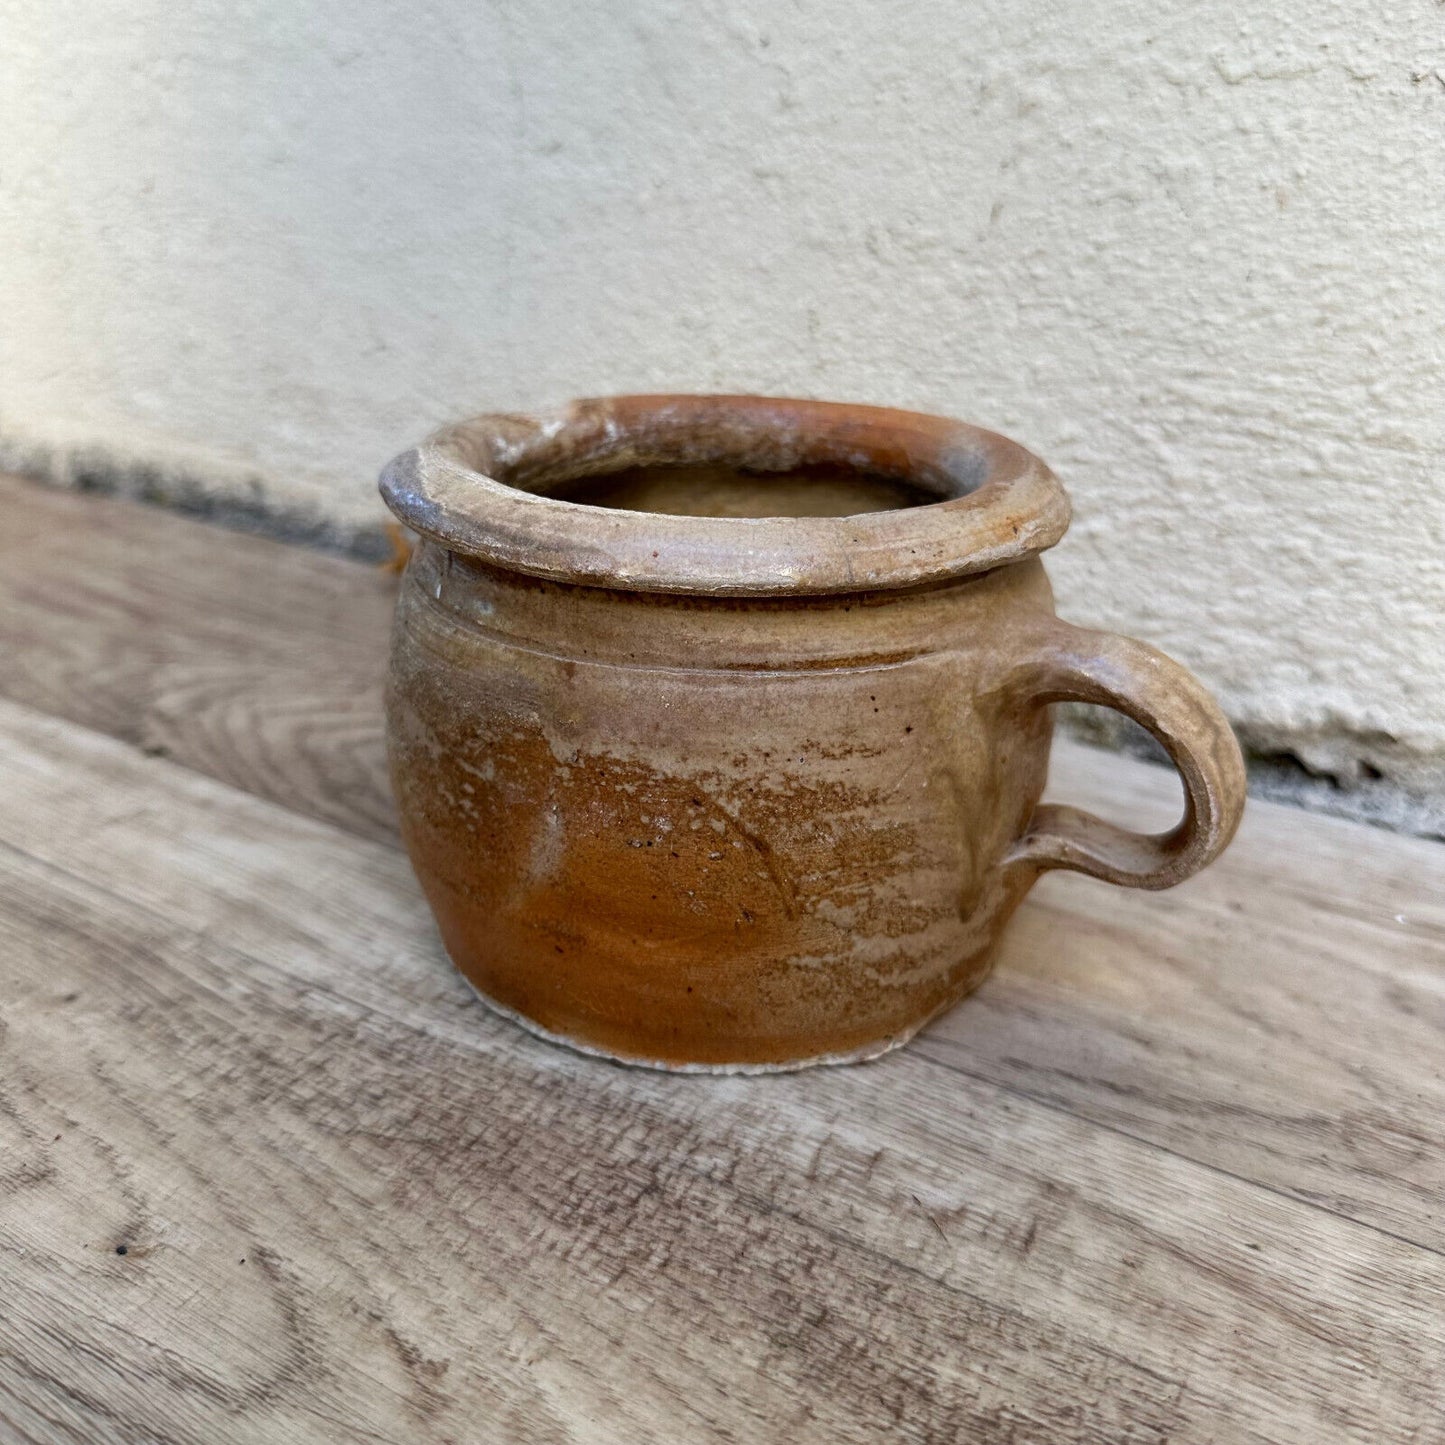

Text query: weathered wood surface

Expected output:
[0,476,397,842]
[1,473,1443,1442]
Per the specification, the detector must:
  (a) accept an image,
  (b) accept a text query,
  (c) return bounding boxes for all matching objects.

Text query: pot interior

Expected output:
[538,461,945,519]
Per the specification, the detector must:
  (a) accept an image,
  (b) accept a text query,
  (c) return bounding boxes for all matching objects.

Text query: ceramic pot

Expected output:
[380,395,1246,1072]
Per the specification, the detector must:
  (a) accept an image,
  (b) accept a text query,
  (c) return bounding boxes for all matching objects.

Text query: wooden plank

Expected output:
[922,753,1445,1248]
[0,474,397,842]
[1,698,1442,1443]
[2,474,1443,1258]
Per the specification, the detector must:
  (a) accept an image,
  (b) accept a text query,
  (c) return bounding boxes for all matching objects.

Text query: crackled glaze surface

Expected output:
[383,396,1245,1068]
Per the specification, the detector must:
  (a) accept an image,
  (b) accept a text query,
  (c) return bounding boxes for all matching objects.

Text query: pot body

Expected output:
[387,542,1058,1069]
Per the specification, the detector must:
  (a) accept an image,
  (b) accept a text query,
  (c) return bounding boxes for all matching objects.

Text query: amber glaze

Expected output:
[381,396,1246,1070]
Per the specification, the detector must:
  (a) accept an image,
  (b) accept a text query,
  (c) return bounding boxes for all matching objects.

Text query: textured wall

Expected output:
[3,0,1443,824]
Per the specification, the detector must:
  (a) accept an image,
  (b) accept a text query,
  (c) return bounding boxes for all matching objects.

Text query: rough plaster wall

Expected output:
[2,1,1443,826]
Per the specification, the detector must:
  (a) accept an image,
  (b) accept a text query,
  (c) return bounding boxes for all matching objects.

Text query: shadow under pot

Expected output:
[380,394,1245,1072]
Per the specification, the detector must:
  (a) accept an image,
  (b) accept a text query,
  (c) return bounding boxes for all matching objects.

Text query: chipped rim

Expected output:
[379,394,1071,597]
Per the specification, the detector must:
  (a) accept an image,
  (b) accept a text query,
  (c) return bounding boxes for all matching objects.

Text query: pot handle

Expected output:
[1003,621,1247,889]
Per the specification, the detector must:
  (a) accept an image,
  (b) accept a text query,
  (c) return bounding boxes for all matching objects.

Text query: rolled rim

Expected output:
[379,394,1070,596]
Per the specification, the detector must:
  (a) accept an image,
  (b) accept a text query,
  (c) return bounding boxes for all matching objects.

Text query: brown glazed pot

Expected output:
[380,395,1246,1072]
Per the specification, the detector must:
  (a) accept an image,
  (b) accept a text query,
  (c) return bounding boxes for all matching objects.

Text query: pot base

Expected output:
[453,965,992,1075]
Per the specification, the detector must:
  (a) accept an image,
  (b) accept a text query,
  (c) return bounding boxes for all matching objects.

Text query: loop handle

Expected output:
[1005,622,1246,889]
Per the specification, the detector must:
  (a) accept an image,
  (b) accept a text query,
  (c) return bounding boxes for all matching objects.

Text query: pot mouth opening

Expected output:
[532,459,950,519]
[381,394,1070,596]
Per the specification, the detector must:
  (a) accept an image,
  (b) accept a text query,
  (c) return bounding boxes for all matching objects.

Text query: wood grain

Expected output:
[1,698,1442,1443]
[0,475,397,842]
[2,473,1444,1440]
[923,766,1445,1253]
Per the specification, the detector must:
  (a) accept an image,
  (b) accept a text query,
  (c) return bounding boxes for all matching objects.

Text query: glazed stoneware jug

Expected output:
[381,395,1245,1071]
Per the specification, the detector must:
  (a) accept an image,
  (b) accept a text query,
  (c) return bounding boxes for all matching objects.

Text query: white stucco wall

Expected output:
[3,1,1443,819]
